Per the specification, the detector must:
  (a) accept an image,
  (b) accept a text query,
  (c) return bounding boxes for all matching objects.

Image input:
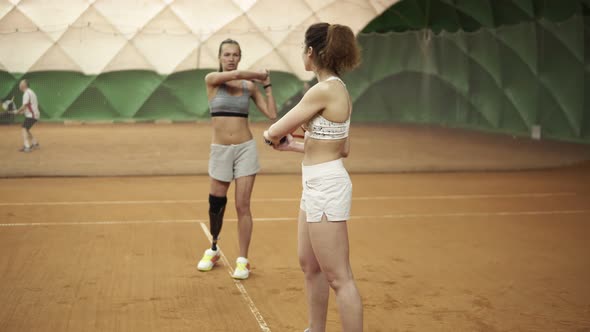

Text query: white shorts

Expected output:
[208,139,260,182]
[300,159,352,222]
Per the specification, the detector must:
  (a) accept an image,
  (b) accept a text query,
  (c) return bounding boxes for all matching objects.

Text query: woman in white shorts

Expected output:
[197,38,277,280]
[263,23,363,332]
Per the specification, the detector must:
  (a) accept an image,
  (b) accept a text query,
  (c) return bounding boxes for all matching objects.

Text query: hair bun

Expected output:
[305,22,361,75]
[322,24,361,75]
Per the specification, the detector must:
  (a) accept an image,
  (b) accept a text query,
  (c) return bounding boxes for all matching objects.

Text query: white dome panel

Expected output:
[251,49,292,73]
[197,47,220,70]
[232,0,257,12]
[133,33,199,74]
[17,0,90,41]
[315,1,384,31]
[202,14,275,70]
[103,43,154,72]
[0,7,53,72]
[140,6,190,33]
[0,0,15,20]
[369,0,397,12]
[246,0,312,45]
[0,0,396,78]
[174,48,199,72]
[0,32,52,72]
[302,0,336,13]
[0,5,34,30]
[273,16,316,80]
[132,7,198,73]
[56,7,128,74]
[93,0,166,39]
[29,44,83,72]
[169,0,242,36]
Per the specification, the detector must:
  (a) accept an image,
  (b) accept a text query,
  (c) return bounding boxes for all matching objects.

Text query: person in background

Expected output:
[15,79,40,153]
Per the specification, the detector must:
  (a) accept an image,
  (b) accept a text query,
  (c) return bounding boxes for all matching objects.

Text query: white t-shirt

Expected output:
[22,88,40,119]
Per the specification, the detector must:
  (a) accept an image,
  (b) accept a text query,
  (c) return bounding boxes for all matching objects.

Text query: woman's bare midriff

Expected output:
[302,137,346,166]
[211,117,253,145]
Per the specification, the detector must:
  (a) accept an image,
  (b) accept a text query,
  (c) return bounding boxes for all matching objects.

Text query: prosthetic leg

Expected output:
[197,194,228,272]
[209,194,227,251]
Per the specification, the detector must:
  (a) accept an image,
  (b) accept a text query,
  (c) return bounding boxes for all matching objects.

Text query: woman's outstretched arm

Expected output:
[205,69,268,87]
[264,83,328,145]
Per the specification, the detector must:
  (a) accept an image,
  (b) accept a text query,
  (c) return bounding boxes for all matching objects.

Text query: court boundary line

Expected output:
[0,192,578,207]
[198,222,271,332]
[1,209,588,227]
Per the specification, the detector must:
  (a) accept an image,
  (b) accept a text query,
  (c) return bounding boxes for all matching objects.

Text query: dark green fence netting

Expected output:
[0,69,304,122]
[346,15,588,143]
[363,0,590,33]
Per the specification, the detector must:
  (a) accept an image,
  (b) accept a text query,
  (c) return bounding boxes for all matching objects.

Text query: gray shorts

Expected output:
[208,139,260,182]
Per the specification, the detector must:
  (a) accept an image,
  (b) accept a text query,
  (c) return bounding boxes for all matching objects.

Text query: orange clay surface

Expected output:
[2,122,590,177]
[1,164,589,331]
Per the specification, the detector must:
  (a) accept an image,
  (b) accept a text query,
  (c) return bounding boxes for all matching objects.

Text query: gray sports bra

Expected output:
[209,80,250,118]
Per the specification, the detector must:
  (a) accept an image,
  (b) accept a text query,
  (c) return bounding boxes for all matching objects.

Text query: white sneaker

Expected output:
[232,257,250,279]
[197,248,220,271]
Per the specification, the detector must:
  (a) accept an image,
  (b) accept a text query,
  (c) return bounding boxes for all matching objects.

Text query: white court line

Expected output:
[0,219,203,227]
[371,210,590,219]
[0,192,577,207]
[198,222,271,332]
[1,209,589,227]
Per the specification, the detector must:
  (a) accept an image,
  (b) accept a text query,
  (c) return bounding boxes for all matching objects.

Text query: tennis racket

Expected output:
[1,97,17,115]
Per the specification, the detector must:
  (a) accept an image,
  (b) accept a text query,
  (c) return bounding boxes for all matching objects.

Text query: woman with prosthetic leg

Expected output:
[197,38,277,279]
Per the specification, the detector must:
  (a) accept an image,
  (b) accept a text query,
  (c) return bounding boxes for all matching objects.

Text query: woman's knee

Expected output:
[235,200,251,217]
[209,179,229,197]
[324,270,353,291]
[299,255,321,276]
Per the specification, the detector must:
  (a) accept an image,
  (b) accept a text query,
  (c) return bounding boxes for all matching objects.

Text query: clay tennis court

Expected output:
[1,123,589,331]
[2,0,589,330]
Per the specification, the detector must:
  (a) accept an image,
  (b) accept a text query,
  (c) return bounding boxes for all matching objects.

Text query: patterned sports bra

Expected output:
[305,76,350,140]
[209,80,250,118]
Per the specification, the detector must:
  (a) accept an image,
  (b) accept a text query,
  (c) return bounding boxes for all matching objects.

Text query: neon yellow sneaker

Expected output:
[232,257,250,279]
[197,248,220,271]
